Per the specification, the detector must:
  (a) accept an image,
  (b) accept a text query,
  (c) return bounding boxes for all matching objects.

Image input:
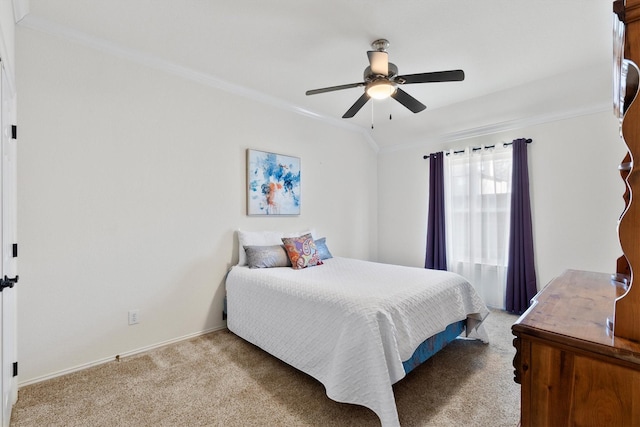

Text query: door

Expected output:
[0,60,18,427]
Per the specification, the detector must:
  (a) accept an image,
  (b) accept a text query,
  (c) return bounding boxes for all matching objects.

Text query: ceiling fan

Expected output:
[305,39,465,119]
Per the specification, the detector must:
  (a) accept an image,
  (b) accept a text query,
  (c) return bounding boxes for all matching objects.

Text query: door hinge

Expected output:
[12,243,17,258]
[12,362,17,377]
[0,275,18,292]
[11,125,16,140]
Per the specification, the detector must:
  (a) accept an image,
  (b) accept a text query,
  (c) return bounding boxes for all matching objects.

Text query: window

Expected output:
[444,145,512,308]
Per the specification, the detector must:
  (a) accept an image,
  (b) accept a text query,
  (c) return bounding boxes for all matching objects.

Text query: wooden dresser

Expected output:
[512,270,640,426]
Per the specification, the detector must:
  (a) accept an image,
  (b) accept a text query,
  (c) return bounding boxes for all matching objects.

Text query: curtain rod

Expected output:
[423,138,532,159]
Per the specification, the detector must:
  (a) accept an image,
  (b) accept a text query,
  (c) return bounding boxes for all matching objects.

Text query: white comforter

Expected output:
[225,257,489,427]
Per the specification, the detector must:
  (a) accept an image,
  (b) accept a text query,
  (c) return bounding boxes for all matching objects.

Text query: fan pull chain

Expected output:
[371,101,374,129]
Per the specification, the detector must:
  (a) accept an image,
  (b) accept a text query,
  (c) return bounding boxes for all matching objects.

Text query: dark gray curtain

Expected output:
[506,139,537,314]
[425,152,447,270]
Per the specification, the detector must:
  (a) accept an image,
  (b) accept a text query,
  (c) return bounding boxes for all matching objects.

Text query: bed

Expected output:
[225,234,489,427]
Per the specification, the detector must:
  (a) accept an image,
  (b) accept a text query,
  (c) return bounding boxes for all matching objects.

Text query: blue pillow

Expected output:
[314,237,333,260]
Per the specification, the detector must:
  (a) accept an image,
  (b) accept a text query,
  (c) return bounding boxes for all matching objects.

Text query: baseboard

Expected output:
[18,325,227,388]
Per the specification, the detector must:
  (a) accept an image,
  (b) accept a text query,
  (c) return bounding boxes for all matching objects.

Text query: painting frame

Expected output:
[246,149,301,216]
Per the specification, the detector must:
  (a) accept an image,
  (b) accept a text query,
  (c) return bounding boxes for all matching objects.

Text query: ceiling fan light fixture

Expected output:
[305,38,463,118]
[366,80,396,100]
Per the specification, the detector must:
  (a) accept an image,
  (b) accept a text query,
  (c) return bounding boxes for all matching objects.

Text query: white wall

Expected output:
[16,28,378,383]
[378,111,625,292]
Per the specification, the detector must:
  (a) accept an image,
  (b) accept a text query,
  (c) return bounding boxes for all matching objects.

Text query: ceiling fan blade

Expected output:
[367,50,388,76]
[306,82,365,96]
[397,69,465,84]
[391,88,426,113]
[342,93,371,118]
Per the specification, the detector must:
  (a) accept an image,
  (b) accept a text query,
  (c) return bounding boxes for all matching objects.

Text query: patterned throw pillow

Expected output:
[281,233,324,269]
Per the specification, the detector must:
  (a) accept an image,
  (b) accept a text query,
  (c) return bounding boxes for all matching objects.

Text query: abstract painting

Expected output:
[247,149,301,215]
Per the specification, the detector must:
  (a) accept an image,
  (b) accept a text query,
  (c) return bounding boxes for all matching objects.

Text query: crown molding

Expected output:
[13,0,29,23]
[379,102,611,154]
[18,14,379,152]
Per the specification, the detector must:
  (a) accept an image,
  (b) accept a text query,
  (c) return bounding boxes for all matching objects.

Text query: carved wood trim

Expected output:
[512,335,522,384]
[614,0,640,343]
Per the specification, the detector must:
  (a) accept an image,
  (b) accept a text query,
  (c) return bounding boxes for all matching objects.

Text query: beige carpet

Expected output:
[11,309,521,426]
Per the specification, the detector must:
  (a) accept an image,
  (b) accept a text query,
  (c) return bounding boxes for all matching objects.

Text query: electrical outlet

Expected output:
[128,309,140,325]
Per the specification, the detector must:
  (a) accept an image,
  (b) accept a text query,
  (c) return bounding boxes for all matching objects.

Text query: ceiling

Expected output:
[19,0,615,151]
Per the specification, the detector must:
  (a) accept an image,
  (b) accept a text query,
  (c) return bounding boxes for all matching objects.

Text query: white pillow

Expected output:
[236,229,317,266]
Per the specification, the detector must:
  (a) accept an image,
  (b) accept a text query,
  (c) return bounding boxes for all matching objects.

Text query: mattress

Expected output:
[225,257,489,427]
